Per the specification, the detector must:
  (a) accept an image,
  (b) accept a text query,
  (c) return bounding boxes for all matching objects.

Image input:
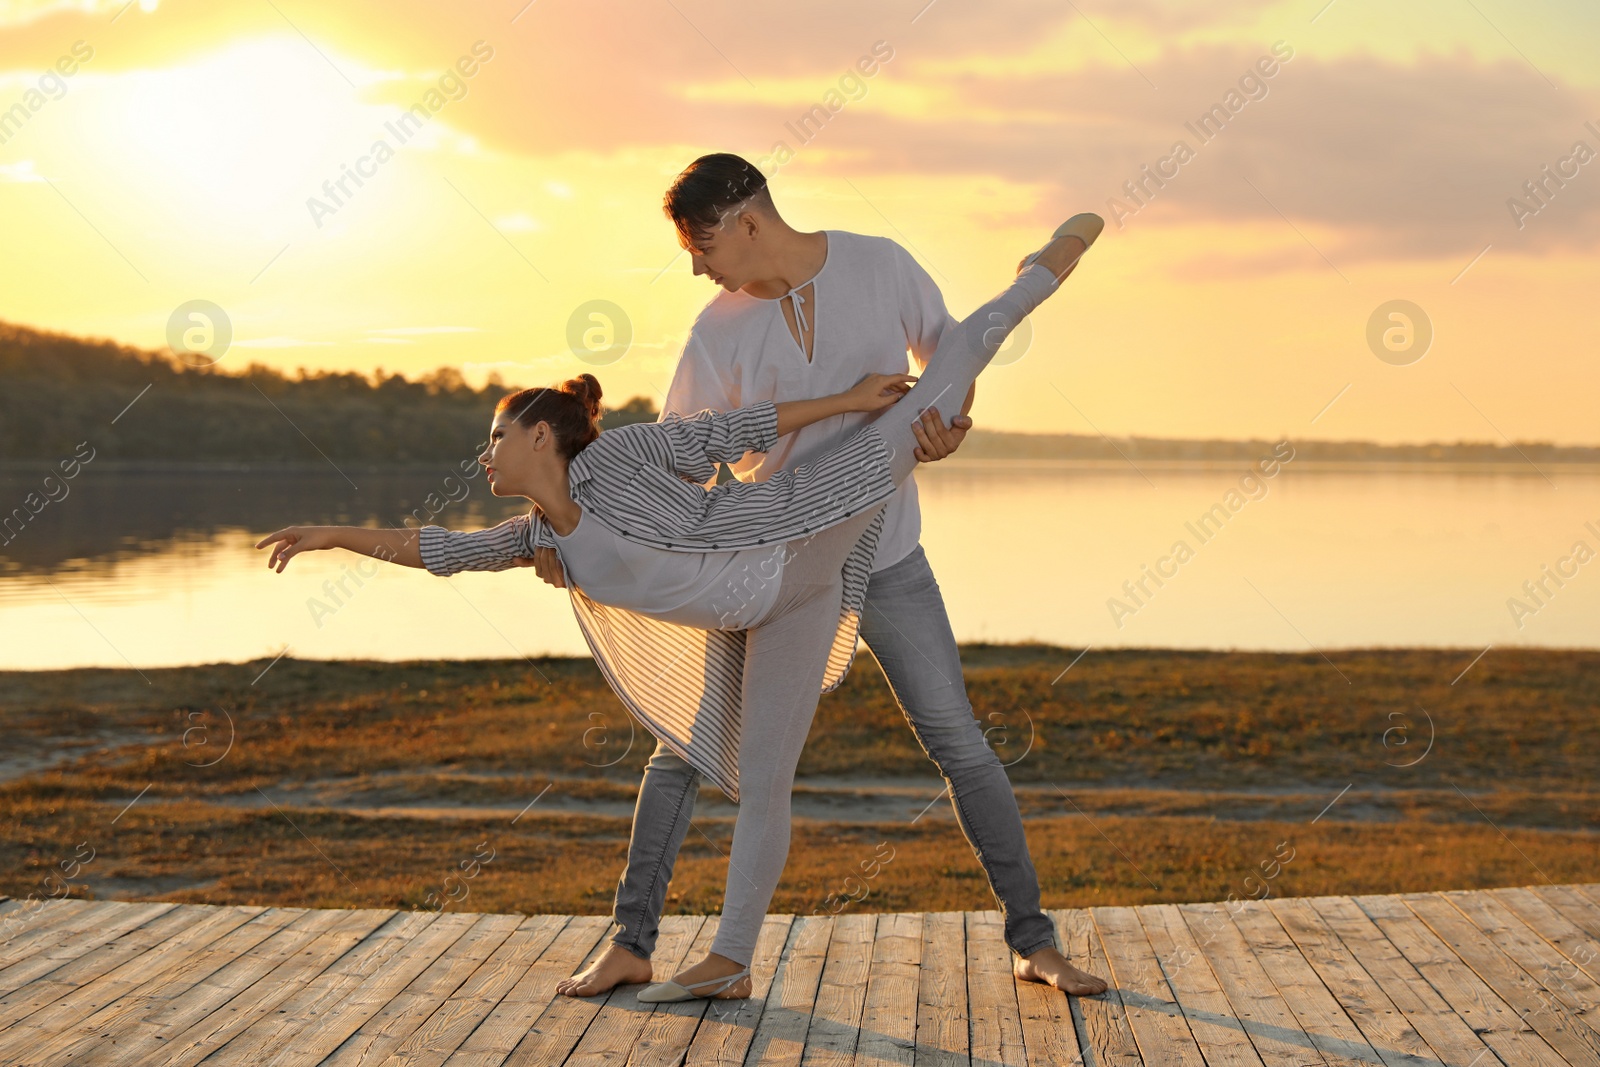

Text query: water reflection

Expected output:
[2,461,1597,670]
[0,464,523,578]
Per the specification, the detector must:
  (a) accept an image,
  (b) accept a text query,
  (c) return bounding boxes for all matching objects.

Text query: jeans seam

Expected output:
[942,757,1056,957]
[614,769,697,958]
[863,550,1054,959]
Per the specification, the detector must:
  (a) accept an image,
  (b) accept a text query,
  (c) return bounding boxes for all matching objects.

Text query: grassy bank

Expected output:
[2,646,1596,915]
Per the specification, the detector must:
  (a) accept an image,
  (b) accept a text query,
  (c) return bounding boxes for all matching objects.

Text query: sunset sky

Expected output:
[2,0,1597,444]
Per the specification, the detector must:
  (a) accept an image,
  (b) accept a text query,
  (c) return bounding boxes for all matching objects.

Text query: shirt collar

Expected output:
[568,445,598,489]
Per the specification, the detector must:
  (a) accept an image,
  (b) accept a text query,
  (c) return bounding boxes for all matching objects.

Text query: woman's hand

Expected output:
[255,526,340,572]
[841,372,917,413]
[775,373,916,436]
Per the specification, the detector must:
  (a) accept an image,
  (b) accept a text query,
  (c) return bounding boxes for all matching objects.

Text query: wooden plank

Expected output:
[1306,896,1501,1067]
[676,913,794,1067]
[1356,894,1568,1067]
[32,907,308,1067]
[1266,897,1440,1067]
[1174,902,1329,1067]
[247,910,484,1066]
[377,913,570,1067]
[742,914,832,1067]
[311,911,524,1066]
[198,909,451,1065]
[0,902,201,1032]
[83,906,355,1067]
[1228,899,1384,1067]
[914,911,968,1066]
[1092,905,1205,1067]
[1496,887,1600,985]
[496,917,692,1067]
[0,901,176,995]
[0,901,165,995]
[1010,930,1077,1067]
[0,904,265,1060]
[121,907,400,1067]
[438,914,611,1067]
[0,899,101,968]
[852,913,920,1067]
[799,911,875,1067]
[967,910,1027,1067]
[1403,892,1600,1067]
[1056,907,1139,1067]
[561,914,707,1067]
[1530,885,1600,945]
[1137,903,1263,1067]
[22,895,1600,1067]
[1451,890,1600,1015]
[631,913,721,1066]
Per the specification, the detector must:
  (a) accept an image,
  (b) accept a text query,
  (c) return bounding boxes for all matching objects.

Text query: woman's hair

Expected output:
[495,373,604,461]
[663,152,772,247]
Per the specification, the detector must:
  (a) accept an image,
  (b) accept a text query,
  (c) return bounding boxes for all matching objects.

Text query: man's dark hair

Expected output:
[663,153,774,246]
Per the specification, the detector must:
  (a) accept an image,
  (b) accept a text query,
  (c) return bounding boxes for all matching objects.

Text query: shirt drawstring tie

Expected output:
[786,286,809,337]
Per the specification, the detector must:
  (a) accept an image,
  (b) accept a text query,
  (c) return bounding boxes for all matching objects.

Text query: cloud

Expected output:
[0,0,154,30]
[492,213,543,233]
[758,44,1600,265]
[5,0,1595,271]
[0,160,43,182]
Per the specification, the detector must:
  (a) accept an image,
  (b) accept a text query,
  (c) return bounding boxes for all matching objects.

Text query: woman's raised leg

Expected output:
[878,227,1091,484]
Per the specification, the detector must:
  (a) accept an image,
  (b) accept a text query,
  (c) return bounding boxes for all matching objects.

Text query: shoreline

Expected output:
[6,456,1600,475]
[4,642,1600,676]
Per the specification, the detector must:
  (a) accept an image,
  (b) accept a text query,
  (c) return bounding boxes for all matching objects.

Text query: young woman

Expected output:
[256,213,1103,1002]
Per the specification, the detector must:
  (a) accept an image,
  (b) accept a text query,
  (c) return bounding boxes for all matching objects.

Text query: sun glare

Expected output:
[90,36,395,224]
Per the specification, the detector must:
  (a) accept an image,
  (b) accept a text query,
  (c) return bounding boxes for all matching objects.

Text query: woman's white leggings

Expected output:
[708,261,1064,964]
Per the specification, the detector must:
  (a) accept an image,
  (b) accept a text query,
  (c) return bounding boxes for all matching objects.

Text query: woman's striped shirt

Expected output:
[418,399,896,800]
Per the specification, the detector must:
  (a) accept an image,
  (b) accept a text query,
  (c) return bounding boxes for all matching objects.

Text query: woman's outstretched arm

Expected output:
[650,372,915,485]
[257,515,550,577]
[773,372,914,437]
[256,525,423,572]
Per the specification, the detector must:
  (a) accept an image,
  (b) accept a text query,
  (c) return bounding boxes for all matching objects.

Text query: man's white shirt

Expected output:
[661,229,959,572]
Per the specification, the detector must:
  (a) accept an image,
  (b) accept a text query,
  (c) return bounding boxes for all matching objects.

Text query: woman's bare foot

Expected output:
[1019,233,1090,283]
[663,951,753,999]
[556,943,654,997]
[1015,946,1109,995]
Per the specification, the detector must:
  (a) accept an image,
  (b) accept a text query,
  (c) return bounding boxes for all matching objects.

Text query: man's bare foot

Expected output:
[1015,946,1109,996]
[660,951,753,999]
[556,943,653,997]
[1019,233,1089,283]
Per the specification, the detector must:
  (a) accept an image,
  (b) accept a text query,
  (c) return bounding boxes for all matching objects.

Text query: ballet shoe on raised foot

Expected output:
[1019,212,1106,273]
[636,967,752,1003]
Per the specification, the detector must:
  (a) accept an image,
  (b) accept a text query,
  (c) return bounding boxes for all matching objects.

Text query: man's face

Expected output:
[681,215,751,291]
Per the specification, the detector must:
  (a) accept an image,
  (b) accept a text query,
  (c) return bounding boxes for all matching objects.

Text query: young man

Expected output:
[537,153,1107,999]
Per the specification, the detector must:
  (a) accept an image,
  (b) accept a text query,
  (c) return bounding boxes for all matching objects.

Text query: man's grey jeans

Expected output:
[607,542,1058,960]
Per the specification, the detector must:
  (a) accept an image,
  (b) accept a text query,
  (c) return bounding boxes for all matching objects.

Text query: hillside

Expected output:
[0,322,655,463]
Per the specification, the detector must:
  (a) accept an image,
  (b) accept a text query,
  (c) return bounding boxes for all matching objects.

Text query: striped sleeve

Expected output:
[417,512,550,576]
[655,400,779,481]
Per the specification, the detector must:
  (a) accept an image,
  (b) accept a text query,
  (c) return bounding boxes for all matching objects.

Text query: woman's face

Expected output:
[478,412,545,496]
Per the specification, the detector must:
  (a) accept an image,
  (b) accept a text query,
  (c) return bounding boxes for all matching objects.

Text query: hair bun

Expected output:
[562,373,603,420]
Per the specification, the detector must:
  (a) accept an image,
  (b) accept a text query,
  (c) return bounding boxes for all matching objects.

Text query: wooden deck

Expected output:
[1,885,1598,1065]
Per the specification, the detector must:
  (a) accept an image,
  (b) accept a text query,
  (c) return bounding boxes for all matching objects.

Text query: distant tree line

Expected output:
[3,320,1594,465]
[952,429,1600,465]
[0,321,658,463]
